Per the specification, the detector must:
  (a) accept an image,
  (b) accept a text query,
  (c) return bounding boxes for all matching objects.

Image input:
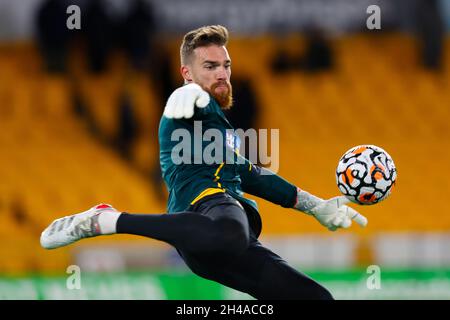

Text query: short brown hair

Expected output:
[180,25,229,65]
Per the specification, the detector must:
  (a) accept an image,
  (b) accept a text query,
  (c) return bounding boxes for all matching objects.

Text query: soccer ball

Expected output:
[336,145,397,205]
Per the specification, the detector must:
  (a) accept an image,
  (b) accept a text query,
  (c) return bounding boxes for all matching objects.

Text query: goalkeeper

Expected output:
[40,25,367,300]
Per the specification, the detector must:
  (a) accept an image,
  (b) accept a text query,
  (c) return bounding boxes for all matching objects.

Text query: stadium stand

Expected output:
[1,33,449,273]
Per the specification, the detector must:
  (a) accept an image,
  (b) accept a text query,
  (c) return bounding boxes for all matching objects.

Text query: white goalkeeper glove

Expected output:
[163,83,210,119]
[294,188,367,231]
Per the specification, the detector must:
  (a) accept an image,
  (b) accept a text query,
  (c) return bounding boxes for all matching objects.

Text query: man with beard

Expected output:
[40,25,367,299]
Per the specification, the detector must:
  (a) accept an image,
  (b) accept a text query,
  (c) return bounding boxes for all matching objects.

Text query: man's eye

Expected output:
[205,65,214,70]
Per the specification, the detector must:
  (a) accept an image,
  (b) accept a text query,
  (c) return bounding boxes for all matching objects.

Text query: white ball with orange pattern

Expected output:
[336,145,397,205]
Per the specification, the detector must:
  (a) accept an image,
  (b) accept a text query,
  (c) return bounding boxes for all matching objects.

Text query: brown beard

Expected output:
[208,82,233,110]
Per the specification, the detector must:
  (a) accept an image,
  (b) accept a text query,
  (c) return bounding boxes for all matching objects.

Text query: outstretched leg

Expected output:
[41,194,250,260]
[116,200,249,257]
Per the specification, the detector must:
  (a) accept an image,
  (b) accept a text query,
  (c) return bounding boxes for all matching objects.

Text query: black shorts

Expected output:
[188,192,262,237]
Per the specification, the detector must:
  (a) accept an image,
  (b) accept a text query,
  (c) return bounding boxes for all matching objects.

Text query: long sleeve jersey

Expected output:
[159,96,297,236]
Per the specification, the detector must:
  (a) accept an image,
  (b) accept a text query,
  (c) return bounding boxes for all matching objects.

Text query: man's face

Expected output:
[182,45,233,109]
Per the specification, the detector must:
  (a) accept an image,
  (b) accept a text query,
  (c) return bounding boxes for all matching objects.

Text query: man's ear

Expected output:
[180,65,193,83]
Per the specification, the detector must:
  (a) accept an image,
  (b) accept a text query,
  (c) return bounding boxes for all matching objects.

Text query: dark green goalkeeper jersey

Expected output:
[159,95,297,236]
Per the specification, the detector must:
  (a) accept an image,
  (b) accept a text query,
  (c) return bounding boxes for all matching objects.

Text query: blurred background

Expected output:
[1,0,450,299]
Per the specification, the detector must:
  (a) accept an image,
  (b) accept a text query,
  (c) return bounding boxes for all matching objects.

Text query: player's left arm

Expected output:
[238,157,367,231]
[238,159,297,208]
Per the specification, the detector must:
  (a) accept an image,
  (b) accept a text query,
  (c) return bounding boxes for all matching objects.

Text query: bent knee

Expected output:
[214,218,249,255]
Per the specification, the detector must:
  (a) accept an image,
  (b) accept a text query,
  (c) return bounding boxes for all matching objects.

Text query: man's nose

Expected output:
[216,67,228,80]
